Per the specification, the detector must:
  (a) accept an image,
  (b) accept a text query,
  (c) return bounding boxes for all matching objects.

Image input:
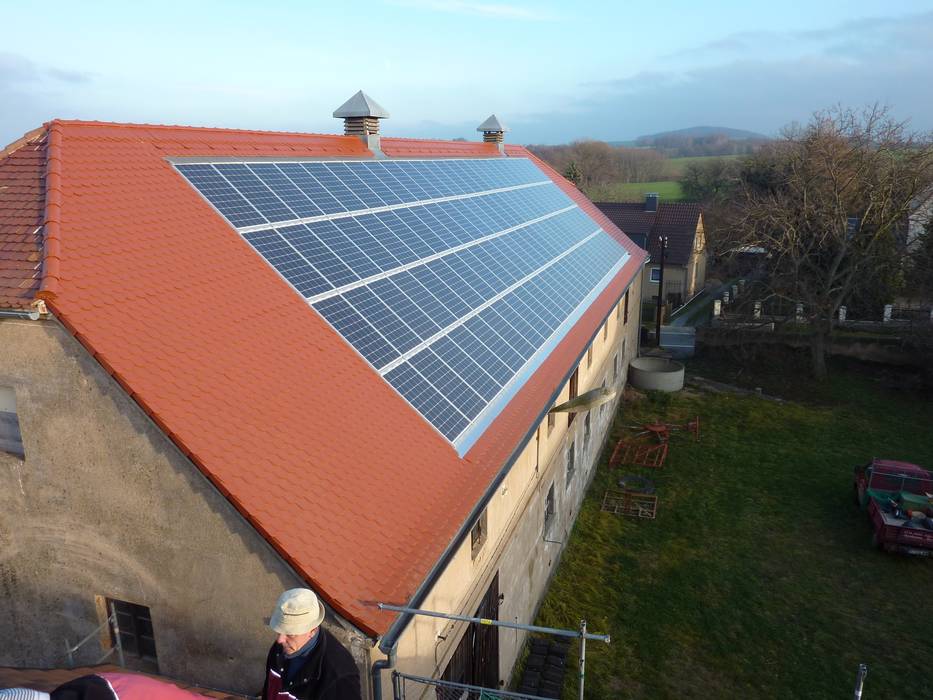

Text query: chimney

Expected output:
[645,193,659,212]
[333,90,389,155]
[477,114,508,154]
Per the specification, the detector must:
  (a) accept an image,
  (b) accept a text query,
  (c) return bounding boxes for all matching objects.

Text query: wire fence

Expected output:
[393,672,552,700]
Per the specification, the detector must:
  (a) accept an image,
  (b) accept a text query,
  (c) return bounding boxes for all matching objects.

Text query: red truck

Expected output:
[854,459,933,555]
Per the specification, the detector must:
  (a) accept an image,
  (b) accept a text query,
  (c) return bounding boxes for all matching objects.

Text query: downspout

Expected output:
[370,272,646,698]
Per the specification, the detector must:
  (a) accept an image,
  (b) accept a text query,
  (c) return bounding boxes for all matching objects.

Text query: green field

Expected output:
[530,359,933,699]
[660,154,742,179]
[588,180,684,203]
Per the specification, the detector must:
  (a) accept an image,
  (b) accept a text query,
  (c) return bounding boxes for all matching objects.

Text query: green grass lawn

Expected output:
[531,361,933,699]
[588,180,684,203]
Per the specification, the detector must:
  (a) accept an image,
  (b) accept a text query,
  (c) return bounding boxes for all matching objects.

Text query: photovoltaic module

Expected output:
[175,158,629,453]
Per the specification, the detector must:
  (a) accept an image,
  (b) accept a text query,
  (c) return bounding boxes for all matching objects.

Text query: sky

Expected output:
[1,0,932,146]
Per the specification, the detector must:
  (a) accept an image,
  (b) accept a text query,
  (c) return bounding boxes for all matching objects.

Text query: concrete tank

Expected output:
[629,356,685,392]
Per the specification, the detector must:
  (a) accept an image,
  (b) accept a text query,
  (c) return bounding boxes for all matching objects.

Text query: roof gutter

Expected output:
[371,268,645,698]
[0,309,41,320]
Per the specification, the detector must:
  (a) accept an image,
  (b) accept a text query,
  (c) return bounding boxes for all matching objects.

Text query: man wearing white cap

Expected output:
[261,588,360,700]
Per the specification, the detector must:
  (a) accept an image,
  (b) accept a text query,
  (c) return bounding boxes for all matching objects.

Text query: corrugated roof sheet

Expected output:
[5,120,645,637]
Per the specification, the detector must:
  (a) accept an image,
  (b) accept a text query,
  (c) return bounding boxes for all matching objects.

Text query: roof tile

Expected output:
[5,120,645,636]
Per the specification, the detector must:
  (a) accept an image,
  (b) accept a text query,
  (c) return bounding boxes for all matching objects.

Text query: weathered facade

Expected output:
[382,285,641,695]
[0,316,370,694]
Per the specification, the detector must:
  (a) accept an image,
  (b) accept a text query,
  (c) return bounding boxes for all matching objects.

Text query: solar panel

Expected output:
[176,157,629,453]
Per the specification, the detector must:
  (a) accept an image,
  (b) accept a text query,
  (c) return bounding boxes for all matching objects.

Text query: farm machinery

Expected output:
[853,458,933,556]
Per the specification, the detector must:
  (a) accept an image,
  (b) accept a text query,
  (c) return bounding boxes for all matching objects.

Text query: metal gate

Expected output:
[393,671,550,700]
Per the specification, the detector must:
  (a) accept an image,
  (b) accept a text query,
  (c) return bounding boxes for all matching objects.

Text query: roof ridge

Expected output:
[0,126,47,162]
[37,121,62,300]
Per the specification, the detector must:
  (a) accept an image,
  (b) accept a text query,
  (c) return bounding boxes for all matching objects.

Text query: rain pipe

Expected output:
[371,275,642,698]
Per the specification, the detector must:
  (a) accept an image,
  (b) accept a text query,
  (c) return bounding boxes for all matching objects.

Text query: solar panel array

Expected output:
[176,158,630,452]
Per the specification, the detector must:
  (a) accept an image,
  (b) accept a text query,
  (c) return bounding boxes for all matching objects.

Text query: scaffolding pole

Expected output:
[378,603,609,699]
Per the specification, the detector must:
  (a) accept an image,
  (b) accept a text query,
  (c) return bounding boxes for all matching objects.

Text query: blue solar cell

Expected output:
[424,258,485,309]
[344,285,421,357]
[176,164,266,227]
[384,362,468,439]
[306,219,381,280]
[390,270,458,328]
[248,163,322,219]
[242,230,331,297]
[326,162,385,209]
[461,315,527,371]
[446,325,513,385]
[408,348,486,419]
[214,164,295,222]
[410,265,471,318]
[431,335,502,401]
[277,224,359,289]
[313,295,398,367]
[332,217,400,272]
[275,163,346,214]
[368,277,442,340]
[303,163,368,211]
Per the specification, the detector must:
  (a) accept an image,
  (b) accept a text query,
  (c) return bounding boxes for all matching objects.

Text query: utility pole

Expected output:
[655,235,668,346]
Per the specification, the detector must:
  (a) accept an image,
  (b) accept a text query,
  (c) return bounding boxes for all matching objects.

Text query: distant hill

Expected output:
[638,126,769,141]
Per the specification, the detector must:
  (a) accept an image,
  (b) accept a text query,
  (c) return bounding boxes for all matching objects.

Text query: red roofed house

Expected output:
[596,195,707,310]
[0,94,646,698]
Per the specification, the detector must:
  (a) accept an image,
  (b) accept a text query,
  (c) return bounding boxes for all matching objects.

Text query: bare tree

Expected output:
[728,105,933,380]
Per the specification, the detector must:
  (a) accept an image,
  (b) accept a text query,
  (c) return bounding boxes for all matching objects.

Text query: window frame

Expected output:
[544,482,556,532]
[565,442,575,489]
[107,598,159,668]
[649,267,661,283]
[470,509,488,560]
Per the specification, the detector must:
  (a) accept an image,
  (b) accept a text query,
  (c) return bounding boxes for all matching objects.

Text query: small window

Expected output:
[565,442,575,489]
[568,370,579,426]
[544,483,555,531]
[602,322,608,341]
[547,410,556,433]
[650,268,661,283]
[471,510,488,559]
[0,386,24,459]
[624,290,629,324]
[612,354,619,383]
[586,346,593,368]
[108,599,158,670]
[583,413,591,454]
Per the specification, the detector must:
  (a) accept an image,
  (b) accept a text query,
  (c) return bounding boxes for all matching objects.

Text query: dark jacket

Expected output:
[262,629,361,700]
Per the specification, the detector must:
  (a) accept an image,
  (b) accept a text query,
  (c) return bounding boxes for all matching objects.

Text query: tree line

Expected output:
[526,141,666,191]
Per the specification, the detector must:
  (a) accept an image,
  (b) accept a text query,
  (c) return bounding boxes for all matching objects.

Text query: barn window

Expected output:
[544,483,555,531]
[108,599,158,669]
[0,386,24,459]
[565,442,575,489]
[471,510,488,559]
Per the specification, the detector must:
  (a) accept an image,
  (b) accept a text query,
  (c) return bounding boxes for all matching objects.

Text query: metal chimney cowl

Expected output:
[476,114,508,154]
[333,90,390,155]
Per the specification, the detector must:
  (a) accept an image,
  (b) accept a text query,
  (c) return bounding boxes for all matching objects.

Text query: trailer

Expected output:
[853,458,933,555]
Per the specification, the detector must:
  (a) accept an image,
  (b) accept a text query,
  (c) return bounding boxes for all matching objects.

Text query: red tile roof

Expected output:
[7,120,645,637]
[0,128,46,310]
[594,201,702,266]
[0,665,246,699]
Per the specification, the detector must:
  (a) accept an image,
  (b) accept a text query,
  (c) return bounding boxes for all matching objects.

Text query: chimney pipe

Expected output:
[476,114,508,154]
[333,90,390,155]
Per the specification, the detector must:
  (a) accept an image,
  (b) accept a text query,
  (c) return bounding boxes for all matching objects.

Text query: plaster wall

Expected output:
[0,317,370,696]
[377,278,642,695]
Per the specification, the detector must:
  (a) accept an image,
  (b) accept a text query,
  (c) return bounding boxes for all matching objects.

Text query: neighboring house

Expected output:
[908,185,933,249]
[595,195,706,309]
[0,94,647,699]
